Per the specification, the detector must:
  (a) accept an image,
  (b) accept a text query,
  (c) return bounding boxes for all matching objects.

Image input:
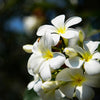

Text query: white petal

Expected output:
[60,28,79,39]
[84,59,100,75]
[60,83,75,99]
[51,15,65,28]
[56,68,73,82]
[32,39,40,54]
[51,34,60,46]
[84,74,100,88]
[49,52,66,69]
[83,41,100,54]
[65,16,82,28]
[65,57,84,68]
[68,37,79,47]
[55,90,65,100]
[23,44,33,53]
[76,85,95,100]
[44,31,55,48]
[34,80,42,93]
[56,68,84,82]
[38,32,54,52]
[36,25,56,36]
[42,81,58,91]
[42,90,62,100]
[39,61,51,81]
[27,54,44,75]
[74,45,85,57]
[92,52,100,60]
[27,80,35,90]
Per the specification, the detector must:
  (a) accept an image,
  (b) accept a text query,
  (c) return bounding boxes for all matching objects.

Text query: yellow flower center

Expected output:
[57,27,66,34]
[82,52,92,62]
[71,74,86,86]
[43,49,53,60]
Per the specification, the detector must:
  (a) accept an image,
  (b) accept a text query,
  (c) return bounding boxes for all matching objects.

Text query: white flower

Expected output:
[40,81,66,100]
[56,68,100,100]
[27,32,66,81]
[37,15,82,45]
[65,41,100,75]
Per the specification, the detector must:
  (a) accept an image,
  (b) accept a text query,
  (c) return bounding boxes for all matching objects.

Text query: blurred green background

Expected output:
[0,0,100,100]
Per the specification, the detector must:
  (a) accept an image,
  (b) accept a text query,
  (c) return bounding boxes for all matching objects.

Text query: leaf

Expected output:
[23,89,40,100]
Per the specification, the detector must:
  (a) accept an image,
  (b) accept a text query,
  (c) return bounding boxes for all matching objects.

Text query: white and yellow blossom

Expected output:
[36,15,82,45]
[65,41,100,75]
[56,68,100,100]
[27,32,66,81]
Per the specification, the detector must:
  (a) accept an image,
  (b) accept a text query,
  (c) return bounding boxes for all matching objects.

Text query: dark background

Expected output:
[0,0,100,100]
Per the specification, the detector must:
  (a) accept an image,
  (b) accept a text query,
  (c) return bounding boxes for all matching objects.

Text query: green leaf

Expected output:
[23,89,41,100]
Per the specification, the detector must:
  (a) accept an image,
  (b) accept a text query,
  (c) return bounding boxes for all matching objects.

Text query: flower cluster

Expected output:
[23,15,100,100]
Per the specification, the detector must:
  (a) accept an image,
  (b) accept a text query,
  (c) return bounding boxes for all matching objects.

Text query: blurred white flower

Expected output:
[65,41,100,75]
[37,15,82,45]
[56,68,100,100]
[27,32,66,81]
[23,15,44,34]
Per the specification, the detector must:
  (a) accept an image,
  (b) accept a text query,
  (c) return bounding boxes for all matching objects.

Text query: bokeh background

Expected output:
[0,0,100,100]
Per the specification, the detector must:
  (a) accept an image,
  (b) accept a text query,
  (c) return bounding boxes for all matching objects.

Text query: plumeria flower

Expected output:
[56,68,100,100]
[37,15,82,45]
[29,80,66,100]
[27,32,66,81]
[41,81,65,100]
[65,41,100,75]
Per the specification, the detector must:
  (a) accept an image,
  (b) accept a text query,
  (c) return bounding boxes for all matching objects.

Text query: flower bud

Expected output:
[23,44,33,53]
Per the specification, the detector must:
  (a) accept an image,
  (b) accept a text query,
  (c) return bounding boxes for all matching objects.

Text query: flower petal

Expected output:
[38,32,54,52]
[84,74,100,88]
[42,81,58,91]
[60,28,79,39]
[36,25,56,36]
[92,52,100,60]
[51,34,60,46]
[34,80,42,93]
[39,61,51,81]
[32,39,40,54]
[83,41,100,54]
[56,68,84,82]
[74,45,85,57]
[51,15,65,28]
[84,59,100,75]
[41,89,63,100]
[65,57,84,68]
[49,52,66,69]
[59,83,75,99]
[56,68,73,82]
[76,85,95,100]
[65,16,82,28]
[27,80,35,90]
[27,54,44,75]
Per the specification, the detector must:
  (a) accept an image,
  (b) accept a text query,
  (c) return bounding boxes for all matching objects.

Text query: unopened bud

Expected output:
[64,47,77,57]
[23,44,33,53]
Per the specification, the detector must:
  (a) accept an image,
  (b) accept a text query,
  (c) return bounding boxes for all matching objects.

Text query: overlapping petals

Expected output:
[27,32,66,81]
[56,68,100,100]
[23,14,100,100]
[65,41,100,75]
[37,15,82,45]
